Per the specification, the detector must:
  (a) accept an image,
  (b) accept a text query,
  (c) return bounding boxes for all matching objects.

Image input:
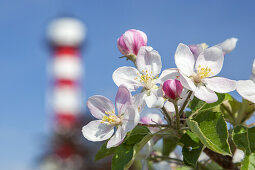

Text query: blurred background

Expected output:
[0,0,255,169]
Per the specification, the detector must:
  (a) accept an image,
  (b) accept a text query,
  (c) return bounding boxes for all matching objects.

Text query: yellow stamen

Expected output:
[197,65,213,79]
[201,43,208,49]
[101,110,121,125]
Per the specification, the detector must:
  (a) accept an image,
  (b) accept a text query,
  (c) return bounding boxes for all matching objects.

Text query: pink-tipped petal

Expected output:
[117,29,147,56]
[189,44,204,59]
[163,79,183,100]
[115,85,132,114]
[87,95,115,119]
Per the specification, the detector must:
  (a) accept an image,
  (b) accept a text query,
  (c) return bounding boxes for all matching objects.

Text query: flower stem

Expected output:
[173,101,180,130]
[138,123,169,128]
[161,106,172,126]
[179,90,193,117]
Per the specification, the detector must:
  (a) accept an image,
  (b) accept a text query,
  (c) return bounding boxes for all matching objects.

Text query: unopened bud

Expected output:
[117,29,147,56]
[163,79,183,100]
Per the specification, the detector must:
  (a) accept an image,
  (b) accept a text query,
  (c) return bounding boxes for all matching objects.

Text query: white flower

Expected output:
[175,43,236,103]
[113,46,175,109]
[82,85,139,148]
[237,59,255,103]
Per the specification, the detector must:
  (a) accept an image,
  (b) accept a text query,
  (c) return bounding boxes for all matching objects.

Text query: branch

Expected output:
[203,148,239,170]
[138,123,169,128]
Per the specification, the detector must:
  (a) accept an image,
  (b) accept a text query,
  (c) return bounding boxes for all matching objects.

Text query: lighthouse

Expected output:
[48,17,86,130]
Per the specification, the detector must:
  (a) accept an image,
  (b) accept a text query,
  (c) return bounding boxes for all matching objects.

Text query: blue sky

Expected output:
[0,0,254,169]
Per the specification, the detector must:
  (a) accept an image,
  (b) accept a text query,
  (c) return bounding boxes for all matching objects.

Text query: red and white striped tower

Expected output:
[48,17,86,130]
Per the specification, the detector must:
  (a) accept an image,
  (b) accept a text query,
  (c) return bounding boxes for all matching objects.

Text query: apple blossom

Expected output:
[117,29,147,57]
[175,43,236,103]
[82,85,139,148]
[113,46,178,108]
[162,79,183,100]
[236,59,255,103]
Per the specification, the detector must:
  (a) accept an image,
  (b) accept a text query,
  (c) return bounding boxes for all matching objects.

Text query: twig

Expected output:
[179,91,193,117]
[138,123,169,128]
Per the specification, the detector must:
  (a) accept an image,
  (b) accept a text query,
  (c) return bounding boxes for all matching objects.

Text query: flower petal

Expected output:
[122,105,140,132]
[107,127,126,148]
[112,66,142,91]
[237,80,255,103]
[133,92,146,113]
[194,85,218,103]
[217,38,238,55]
[157,68,180,84]
[82,120,114,142]
[179,72,196,91]
[87,95,115,119]
[175,43,195,76]
[115,85,132,114]
[195,46,224,77]
[204,77,236,93]
[136,46,162,77]
[144,89,165,108]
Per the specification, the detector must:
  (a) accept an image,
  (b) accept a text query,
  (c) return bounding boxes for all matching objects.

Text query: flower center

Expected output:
[135,70,156,90]
[101,110,121,125]
[193,65,213,83]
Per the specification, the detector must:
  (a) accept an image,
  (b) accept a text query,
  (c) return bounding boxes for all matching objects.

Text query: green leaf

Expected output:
[180,131,203,167]
[112,145,134,170]
[189,93,225,117]
[124,126,151,145]
[95,141,117,161]
[241,153,255,170]
[124,128,175,170]
[187,111,231,155]
[216,94,241,124]
[162,136,178,156]
[232,125,255,155]
[95,126,150,161]
[237,99,255,124]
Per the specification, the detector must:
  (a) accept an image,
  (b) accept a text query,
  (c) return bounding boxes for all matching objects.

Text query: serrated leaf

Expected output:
[180,131,203,167]
[189,93,225,117]
[232,125,255,155]
[95,141,117,161]
[112,145,134,170]
[162,136,178,156]
[187,111,231,156]
[241,153,255,170]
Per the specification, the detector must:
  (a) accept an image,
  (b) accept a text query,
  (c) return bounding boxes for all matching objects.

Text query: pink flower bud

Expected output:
[163,79,183,100]
[117,29,147,56]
